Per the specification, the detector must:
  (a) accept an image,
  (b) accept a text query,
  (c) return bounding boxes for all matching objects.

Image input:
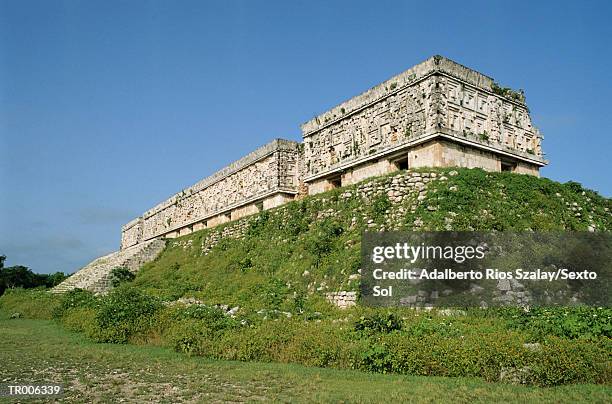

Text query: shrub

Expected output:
[358,343,393,373]
[500,306,612,341]
[215,319,299,362]
[174,304,240,330]
[370,194,391,222]
[61,307,97,335]
[403,318,462,338]
[260,278,289,310]
[160,304,243,355]
[110,267,135,287]
[93,287,162,343]
[354,312,402,334]
[529,337,611,386]
[166,319,218,355]
[354,331,530,378]
[53,288,97,319]
[304,220,343,267]
[278,322,356,368]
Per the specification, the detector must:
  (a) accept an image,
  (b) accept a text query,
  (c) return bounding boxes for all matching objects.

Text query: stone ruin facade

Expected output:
[121,55,547,249]
[301,55,546,193]
[121,139,301,249]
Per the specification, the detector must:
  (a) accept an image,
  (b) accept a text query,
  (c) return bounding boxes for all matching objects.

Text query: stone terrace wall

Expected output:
[121,139,300,249]
[300,55,545,183]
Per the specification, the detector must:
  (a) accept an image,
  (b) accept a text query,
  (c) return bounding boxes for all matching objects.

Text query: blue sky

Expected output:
[1,0,611,273]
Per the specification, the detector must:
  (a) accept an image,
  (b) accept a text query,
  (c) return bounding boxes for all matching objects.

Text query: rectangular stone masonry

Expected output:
[121,139,301,249]
[300,55,546,194]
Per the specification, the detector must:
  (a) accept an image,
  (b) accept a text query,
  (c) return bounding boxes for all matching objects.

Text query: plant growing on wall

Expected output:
[491,82,526,103]
[110,267,135,287]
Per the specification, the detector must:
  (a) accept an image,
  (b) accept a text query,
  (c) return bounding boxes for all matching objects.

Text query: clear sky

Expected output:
[1,0,611,274]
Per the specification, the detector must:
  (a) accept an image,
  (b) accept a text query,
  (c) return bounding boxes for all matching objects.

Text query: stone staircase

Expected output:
[52,239,166,294]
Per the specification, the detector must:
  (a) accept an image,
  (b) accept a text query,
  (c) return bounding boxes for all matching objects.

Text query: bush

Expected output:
[280,322,357,368]
[166,319,219,355]
[53,289,97,318]
[500,306,612,341]
[61,307,97,335]
[354,331,529,378]
[259,278,289,310]
[370,194,391,222]
[151,304,243,355]
[93,287,162,343]
[529,337,611,386]
[215,319,299,362]
[354,312,402,334]
[111,267,135,287]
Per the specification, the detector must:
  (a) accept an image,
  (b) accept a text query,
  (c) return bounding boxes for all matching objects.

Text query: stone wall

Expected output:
[408,139,501,172]
[325,291,357,309]
[121,139,301,249]
[300,55,546,188]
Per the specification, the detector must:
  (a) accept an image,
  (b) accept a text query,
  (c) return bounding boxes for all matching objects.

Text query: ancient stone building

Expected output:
[54,55,549,293]
[301,55,546,194]
[120,55,547,248]
[121,139,301,249]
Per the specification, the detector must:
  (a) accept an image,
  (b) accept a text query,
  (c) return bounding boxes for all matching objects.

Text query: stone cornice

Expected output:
[301,55,528,137]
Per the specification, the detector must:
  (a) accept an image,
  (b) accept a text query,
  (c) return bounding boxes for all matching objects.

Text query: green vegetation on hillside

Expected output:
[132,168,611,310]
[1,168,610,388]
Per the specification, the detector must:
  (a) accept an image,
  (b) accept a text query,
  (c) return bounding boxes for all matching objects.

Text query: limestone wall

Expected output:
[409,140,500,172]
[300,55,546,184]
[121,139,300,249]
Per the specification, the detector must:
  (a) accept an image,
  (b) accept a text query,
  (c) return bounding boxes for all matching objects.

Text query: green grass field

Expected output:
[1,318,610,403]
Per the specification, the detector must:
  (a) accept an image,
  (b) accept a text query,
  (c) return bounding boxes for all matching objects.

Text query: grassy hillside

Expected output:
[132,167,612,311]
[2,168,610,388]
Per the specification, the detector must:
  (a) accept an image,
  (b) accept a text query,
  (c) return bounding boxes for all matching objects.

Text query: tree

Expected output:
[0,255,68,296]
[45,272,68,287]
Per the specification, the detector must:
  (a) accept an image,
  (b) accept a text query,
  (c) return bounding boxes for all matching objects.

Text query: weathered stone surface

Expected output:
[499,366,533,385]
[52,239,166,294]
[121,139,301,249]
[301,55,545,191]
[325,291,357,308]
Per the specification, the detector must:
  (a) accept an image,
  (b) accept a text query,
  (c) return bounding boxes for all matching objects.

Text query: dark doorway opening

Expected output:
[501,161,516,172]
[394,158,409,171]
